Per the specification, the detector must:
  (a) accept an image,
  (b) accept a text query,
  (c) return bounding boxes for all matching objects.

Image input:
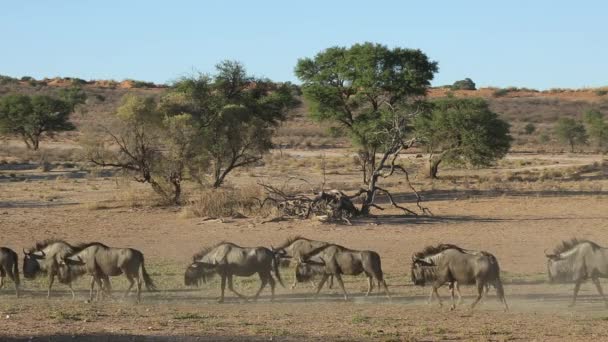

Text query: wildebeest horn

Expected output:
[23,248,30,255]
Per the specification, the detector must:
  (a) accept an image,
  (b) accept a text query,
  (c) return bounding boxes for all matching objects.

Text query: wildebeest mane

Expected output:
[301,243,352,260]
[553,238,601,255]
[73,242,110,250]
[192,241,242,261]
[414,244,466,259]
[29,239,72,252]
[276,236,307,249]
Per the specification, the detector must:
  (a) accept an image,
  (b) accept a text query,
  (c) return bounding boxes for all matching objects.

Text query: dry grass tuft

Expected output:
[181,185,275,218]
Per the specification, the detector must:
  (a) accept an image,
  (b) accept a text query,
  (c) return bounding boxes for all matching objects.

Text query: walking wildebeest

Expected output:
[295,244,390,301]
[411,244,508,311]
[0,247,20,297]
[410,244,490,305]
[272,236,334,289]
[23,239,82,298]
[57,242,156,303]
[184,242,284,303]
[545,238,608,307]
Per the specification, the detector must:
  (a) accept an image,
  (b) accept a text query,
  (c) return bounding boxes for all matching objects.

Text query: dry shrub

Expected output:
[113,177,160,207]
[182,185,274,218]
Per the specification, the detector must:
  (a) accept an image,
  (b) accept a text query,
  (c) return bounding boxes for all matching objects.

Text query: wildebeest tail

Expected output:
[271,252,285,288]
[370,251,384,281]
[140,255,157,291]
[11,249,20,285]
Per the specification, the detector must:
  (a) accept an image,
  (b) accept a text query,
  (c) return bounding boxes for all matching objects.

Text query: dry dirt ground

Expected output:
[1,151,608,341]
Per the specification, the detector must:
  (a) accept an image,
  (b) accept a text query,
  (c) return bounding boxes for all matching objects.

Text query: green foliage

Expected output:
[451,78,476,90]
[295,42,437,182]
[0,94,76,149]
[583,109,608,150]
[0,75,18,85]
[493,88,510,97]
[524,123,536,135]
[414,98,512,177]
[539,132,550,144]
[57,86,87,112]
[555,117,587,152]
[164,61,298,187]
[595,89,607,96]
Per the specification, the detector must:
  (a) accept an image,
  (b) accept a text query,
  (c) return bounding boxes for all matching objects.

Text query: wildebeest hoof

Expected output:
[449,306,456,311]
[217,298,224,303]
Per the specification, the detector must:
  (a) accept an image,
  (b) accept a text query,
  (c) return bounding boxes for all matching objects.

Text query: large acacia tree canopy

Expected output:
[295,42,439,133]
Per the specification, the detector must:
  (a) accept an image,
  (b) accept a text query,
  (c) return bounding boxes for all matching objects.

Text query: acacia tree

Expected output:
[583,109,608,151]
[85,94,203,204]
[164,61,298,187]
[0,94,79,150]
[295,42,438,215]
[414,98,512,178]
[555,117,587,152]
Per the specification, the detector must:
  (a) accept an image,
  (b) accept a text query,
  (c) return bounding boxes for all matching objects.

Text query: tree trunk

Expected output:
[429,158,442,179]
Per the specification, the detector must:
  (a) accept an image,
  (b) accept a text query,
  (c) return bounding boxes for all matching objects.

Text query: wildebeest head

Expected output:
[295,258,325,283]
[270,246,291,267]
[410,257,435,286]
[22,249,45,279]
[545,249,569,283]
[184,262,216,286]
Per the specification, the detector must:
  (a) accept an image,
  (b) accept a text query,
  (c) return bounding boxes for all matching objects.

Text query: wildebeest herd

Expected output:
[1,236,608,310]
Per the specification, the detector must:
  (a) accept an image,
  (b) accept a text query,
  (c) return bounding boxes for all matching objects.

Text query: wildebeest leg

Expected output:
[591,277,608,308]
[313,274,329,298]
[456,282,463,305]
[334,274,349,301]
[124,274,135,298]
[67,282,75,300]
[365,276,374,296]
[253,273,269,302]
[268,274,276,302]
[136,274,142,303]
[0,267,5,289]
[227,275,248,302]
[89,276,96,302]
[328,275,334,289]
[470,280,486,309]
[218,274,227,303]
[432,285,443,307]
[291,267,298,290]
[4,266,19,298]
[380,279,390,299]
[47,274,55,298]
[450,282,456,310]
[427,287,435,304]
[569,280,583,307]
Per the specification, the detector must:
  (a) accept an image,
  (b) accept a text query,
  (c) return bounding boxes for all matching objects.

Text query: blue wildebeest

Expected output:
[0,247,20,297]
[411,244,507,311]
[271,236,334,289]
[23,239,83,298]
[57,242,156,303]
[184,242,284,303]
[545,238,608,307]
[295,244,390,301]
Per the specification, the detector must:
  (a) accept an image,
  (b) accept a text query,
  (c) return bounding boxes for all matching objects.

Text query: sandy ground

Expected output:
[1,154,608,341]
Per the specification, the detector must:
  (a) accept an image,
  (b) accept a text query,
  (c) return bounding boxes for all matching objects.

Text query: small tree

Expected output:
[296,42,438,215]
[555,117,587,152]
[0,94,76,150]
[86,94,209,204]
[164,61,298,187]
[414,98,512,178]
[452,78,476,90]
[583,110,608,151]
[524,123,536,135]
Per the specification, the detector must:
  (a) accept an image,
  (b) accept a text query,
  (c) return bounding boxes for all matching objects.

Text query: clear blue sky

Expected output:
[1,0,606,89]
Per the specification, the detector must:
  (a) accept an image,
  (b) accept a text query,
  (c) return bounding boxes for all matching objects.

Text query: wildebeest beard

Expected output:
[22,255,43,279]
[58,260,88,284]
[295,262,325,282]
[547,257,575,283]
[184,263,216,286]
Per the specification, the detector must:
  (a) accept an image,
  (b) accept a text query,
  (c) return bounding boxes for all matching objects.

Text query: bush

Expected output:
[493,88,510,97]
[182,186,273,218]
[524,123,536,135]
[596,90,608,96]
[451,78,476,90]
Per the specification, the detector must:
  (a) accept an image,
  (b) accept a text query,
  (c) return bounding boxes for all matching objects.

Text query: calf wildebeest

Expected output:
[272,236,334,289]
[411,244,508,311]
[295,244,390,301]
[545,238,608,307]
[23,239,81,298]
[411,244,489,305]
[184,242,284,303]
[0,247,20,297]
[57,242,156,303]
